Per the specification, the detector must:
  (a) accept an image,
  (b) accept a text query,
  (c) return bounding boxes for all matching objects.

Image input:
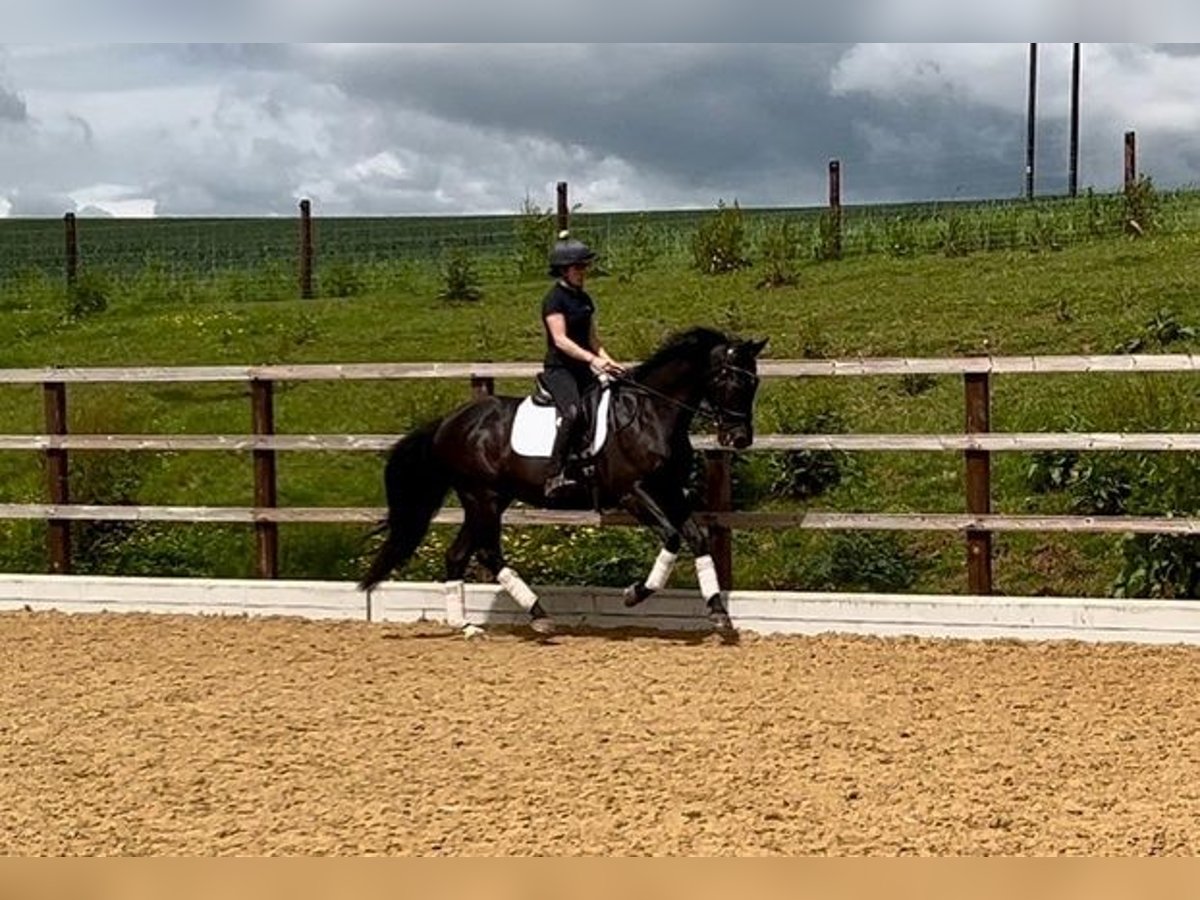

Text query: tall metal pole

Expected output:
[1069,43,1081,198]
[1026,43,1038,200]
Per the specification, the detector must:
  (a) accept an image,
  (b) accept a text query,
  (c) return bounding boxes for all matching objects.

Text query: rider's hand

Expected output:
[590,356,625,378]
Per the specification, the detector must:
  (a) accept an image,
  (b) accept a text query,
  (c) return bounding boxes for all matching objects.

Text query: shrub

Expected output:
[64,271,111,320]
[812,210,842,261]
[439,245,483,302]
[1115,309,1196,354]
[781,531,921,593]
[898,373,939,397]
[884,217,918,258]
[768,409,858,501]
[624,214,660,277]
[319,260,367,298]
[1124,174,1158,236]
[1026,450,1082,494]
[1114,534,1200,599]
[692,200,750,274]
[756,218,801,288]
[514,196,554,278]
[826,532,919,592]
[935,213,971,258]
[1111,455,1200,598]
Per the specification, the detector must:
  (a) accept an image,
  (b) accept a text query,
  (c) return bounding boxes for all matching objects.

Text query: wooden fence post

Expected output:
[43,382,71,574]
[556,182,569,234]
[964,372,993,594]
[470,376,495,399]
[299,198,314,300]
[1124,130,1137,192]
[251,379,279,578]
[702,450,734,591]
[828,159,843,260]
[63,213,78,288]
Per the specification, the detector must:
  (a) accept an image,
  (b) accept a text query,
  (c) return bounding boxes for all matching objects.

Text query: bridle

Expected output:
[609,358,758,427]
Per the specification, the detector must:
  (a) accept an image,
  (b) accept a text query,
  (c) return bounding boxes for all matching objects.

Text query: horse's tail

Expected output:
[358,419,451,592]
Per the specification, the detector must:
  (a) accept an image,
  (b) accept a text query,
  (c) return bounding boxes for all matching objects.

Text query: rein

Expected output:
[608,362,758,425]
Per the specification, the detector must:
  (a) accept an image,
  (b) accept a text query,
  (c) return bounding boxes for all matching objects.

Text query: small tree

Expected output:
[514,195,554,278]
[692,199,750,274]
[64,270,110,321]
[1124,174,1158,236]
[439,246,483,302]
[756,218,801,288]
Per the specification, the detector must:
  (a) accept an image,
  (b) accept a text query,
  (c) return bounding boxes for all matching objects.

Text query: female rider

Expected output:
[540,231,625,499]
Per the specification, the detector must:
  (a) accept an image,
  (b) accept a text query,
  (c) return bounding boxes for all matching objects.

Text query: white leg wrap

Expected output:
[645,548,678,591]
[497,566,539,611]
[695,554,721,599]
[443,580,466,626]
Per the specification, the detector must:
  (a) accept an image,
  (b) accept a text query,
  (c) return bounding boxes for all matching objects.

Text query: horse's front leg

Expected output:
[620,488,682,608]
[626,484,731,633]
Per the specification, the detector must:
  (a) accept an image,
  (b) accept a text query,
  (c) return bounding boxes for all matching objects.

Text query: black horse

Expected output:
[359,327,767,634]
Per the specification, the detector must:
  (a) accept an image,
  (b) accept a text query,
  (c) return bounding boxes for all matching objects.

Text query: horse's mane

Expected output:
[631,327,731,380]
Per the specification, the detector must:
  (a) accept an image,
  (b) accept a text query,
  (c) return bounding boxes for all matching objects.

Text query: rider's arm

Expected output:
[545,313,600,366]
[589,321,624,373]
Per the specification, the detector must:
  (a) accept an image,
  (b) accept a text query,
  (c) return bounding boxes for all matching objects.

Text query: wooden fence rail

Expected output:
[2,354,1199,593]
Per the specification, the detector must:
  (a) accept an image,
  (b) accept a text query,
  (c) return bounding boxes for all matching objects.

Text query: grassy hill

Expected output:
[2,197,1199,597]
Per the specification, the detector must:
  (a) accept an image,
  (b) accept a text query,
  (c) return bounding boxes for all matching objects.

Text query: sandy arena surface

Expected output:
[3,610,1200,856]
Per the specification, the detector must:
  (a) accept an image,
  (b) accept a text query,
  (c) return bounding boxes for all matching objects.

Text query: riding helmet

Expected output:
[548,230,596,276]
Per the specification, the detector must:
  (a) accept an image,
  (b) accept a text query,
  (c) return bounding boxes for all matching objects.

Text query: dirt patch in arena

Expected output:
[3,610,1200,855]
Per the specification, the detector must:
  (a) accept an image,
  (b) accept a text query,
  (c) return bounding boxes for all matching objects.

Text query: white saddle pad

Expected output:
[511,389,612,458]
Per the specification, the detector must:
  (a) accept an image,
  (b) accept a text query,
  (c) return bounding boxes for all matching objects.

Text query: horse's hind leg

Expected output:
[441,522,480,635]
[468,492,555,635]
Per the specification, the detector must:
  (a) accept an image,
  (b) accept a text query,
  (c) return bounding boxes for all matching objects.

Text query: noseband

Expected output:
[708,363,759,425]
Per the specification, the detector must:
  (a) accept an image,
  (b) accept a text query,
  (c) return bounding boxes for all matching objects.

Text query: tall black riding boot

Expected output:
[544,406,580,499]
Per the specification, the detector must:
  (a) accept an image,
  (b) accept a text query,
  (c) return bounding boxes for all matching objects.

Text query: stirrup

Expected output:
[544,473,578,498]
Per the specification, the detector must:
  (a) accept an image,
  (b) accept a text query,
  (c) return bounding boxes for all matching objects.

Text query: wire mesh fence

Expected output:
[3,187,1199,308]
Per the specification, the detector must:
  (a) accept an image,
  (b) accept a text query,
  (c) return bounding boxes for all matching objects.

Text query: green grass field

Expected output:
[2,191,1198,597]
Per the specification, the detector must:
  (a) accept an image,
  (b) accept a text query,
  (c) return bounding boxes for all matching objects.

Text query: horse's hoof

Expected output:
[624,582,652,608]
[462,624,486,640]
[706,598,733,633]
[709,611,733,632]
[530,615,556,636]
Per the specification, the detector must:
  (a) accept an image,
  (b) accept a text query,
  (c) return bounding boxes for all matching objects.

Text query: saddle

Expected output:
[510,374,612,462]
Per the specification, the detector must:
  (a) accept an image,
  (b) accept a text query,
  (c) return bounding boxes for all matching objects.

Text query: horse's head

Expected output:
[707,336,768,449]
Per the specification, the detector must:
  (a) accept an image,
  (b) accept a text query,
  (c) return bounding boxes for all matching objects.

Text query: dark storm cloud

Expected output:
[305,44,1033,206]
[308,45,861,203]
[4,44,1200,217]
[0,85,28,122]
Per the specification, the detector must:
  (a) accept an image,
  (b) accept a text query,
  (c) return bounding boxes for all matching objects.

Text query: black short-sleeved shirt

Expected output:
[541,281,596,371]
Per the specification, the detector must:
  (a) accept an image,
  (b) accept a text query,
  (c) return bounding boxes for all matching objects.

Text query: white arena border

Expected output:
[4,573,1200,646]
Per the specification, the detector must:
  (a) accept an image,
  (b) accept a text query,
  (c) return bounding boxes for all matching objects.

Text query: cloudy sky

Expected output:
[3,43,1200,218]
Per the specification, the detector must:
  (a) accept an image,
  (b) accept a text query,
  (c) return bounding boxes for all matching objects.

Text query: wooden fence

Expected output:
[2,354,1199,594]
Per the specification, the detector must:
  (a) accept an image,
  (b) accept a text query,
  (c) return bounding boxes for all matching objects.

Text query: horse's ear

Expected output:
[748,337,769,357]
